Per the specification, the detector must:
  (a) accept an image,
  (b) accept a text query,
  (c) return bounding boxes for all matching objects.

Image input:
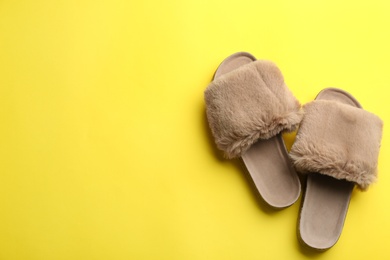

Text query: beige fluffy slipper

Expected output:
[204,52,302,208]
[290,88,383,250]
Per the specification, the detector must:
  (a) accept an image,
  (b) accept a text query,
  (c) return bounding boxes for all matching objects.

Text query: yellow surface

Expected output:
[0,0,389,259]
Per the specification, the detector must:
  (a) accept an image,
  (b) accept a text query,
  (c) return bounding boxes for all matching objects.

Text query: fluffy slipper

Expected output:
[290,88,383,250]
[205,52,302,208]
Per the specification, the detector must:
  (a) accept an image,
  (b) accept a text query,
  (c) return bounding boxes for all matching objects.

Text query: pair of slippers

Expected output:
[204,52,383,250]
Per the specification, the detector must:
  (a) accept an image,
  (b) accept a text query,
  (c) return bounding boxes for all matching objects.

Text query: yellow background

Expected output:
[0,0,389,259]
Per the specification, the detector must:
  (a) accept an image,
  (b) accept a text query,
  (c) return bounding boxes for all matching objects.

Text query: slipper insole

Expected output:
[300,174,354,249]
[242,134,301,208]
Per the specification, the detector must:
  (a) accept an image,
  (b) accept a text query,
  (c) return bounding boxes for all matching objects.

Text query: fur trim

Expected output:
[290,100,383,190]
[204,60,303,159]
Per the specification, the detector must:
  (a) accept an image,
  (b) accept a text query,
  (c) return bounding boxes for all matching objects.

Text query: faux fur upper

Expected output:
[204,60,303,158]
[290,100,383,190]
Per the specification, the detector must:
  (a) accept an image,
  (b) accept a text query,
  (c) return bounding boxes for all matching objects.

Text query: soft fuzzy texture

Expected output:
[204,60,303,158]
[290,100,383,190]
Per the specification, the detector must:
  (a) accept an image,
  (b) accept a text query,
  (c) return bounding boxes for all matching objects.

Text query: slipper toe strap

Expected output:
[290,100,383,190]
[204,60,302,158]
